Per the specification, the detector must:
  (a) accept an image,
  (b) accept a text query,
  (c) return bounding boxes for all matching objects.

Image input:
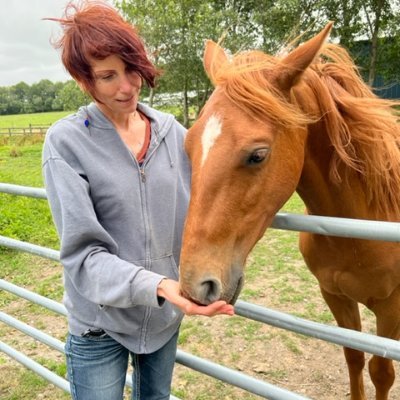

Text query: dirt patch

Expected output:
[174,311,400,399]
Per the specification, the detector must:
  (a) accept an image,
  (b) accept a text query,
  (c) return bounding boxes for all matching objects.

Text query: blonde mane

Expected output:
[208,43,400,217]
[210,50,316,128]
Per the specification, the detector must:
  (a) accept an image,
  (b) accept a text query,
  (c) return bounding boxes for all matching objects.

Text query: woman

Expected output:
[42,2,234,399]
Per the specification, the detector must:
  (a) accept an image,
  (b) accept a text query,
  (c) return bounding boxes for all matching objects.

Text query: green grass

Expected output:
[0,143,58,248]
[0,112,67,400]
[0,111,72,128]
[0,144,44,185]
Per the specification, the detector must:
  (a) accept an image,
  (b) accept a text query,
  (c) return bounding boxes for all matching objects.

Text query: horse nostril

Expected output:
[199,278,221,304]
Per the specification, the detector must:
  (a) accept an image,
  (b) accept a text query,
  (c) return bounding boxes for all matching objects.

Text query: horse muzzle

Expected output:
[180,266,244,306]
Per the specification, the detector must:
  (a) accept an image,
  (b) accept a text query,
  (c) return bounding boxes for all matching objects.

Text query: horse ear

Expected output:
[274,22,333,91]
[203,40,229,85]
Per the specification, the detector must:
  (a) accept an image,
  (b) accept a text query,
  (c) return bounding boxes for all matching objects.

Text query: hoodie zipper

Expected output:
[139,167,146,183]
[129,119,175,352]
[137,130,165,352]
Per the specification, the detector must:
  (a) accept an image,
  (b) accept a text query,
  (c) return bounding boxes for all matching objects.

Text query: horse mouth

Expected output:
[180,273,244,306]
[179,288,204,306]
[228,275,244,305]
[180,274,244,306]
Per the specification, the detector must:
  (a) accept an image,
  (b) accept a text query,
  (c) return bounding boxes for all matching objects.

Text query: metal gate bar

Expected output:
[0,281,311,399]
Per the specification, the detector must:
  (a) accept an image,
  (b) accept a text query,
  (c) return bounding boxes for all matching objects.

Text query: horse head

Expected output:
[179,23,333,306]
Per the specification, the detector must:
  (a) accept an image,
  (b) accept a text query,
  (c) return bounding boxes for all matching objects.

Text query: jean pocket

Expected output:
[67,332,118,360]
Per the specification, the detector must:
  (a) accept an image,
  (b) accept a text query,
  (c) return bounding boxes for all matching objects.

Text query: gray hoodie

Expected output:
[42,102,190,354]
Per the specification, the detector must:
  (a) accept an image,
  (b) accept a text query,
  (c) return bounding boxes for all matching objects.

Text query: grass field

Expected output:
[0,111,72,128]
[1,111,391,400]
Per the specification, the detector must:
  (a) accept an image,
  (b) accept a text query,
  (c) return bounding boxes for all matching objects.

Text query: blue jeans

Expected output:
[65,330,179,400]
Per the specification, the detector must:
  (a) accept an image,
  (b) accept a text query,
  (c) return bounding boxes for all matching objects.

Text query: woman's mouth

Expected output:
[117,96,134,104]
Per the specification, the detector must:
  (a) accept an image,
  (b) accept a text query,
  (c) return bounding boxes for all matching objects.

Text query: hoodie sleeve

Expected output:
[42,148,167,309]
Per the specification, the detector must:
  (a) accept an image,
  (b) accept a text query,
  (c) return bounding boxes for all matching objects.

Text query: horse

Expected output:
[179,22,400,400]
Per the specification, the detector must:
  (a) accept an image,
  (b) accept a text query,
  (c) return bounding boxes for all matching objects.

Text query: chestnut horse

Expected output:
[179,23,400,400]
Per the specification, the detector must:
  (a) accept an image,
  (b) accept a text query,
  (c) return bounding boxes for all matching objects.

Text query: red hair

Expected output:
[46,1,159,96]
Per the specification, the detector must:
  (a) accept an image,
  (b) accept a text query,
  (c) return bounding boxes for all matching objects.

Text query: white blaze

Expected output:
[201,114,222,166]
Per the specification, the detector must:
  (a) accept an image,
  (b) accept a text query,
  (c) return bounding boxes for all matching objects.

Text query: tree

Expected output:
[251,0,400,86]
[312,0,400,84]
[1,2,399,116]
[58,81,90,111]
[12,82,30,109]
[116,0,266,126]
[0,79,89,115]
[51,82,66,111]
[116,0,212,126]
[5,89,23,115]
[26,80,56,113]
[361,0,400,85]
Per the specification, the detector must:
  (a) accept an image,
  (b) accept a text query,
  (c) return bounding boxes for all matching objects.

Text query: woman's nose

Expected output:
[119,74,134,93]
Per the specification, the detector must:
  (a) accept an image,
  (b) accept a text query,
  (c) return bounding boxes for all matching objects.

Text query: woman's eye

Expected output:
[101,74,114,81]
[95,73,115,81]
[247,148,270,165]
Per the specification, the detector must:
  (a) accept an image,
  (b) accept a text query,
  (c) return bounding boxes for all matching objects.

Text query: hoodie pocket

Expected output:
[150,254,179,281]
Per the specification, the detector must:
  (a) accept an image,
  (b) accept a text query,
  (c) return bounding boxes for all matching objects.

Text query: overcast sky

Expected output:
[0,0,104,87]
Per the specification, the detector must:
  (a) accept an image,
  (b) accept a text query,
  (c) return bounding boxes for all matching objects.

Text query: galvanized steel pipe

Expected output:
[0,341,70,392]
[235,300,400,361]
[0,182,46,199]
[176,349,311,400]
[0,235,59,261]
[1,183,400,242]
[272,212,400,242]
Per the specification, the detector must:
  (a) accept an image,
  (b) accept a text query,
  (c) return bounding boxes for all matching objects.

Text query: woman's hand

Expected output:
[157,279,234,317]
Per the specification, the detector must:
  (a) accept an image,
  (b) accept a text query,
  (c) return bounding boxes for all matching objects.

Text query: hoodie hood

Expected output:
[77,102,175,140]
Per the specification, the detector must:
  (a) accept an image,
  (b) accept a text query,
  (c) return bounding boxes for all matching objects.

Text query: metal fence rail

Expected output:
[0,278,310,400]
[2,182,400,242]
[0,341,71,393]
[2,183,400,400]
[2,270,400,363]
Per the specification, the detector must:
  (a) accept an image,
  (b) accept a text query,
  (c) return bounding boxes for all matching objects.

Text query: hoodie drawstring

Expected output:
[164,140,175,168]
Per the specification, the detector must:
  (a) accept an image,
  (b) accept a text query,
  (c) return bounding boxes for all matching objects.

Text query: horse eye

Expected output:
[247,148,270,165]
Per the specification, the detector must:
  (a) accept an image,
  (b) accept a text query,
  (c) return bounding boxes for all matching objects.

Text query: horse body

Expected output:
[298,104,400,399]
[180,23,400,399]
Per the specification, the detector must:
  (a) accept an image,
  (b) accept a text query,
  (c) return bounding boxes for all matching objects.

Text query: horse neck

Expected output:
[296,122,376,220]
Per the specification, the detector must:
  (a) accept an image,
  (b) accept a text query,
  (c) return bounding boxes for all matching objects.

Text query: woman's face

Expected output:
[90,54,142,116]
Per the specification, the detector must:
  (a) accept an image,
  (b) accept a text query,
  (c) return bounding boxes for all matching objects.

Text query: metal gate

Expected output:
[1,182,400,399]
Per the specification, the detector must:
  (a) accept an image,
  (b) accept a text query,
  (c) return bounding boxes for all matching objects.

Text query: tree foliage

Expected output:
[114,0,400,126]
[0,79,89,115]
[1,1,400,120]
[116,0,229,126]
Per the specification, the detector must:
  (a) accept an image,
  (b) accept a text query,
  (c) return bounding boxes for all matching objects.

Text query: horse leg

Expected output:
[368,289,400,400]
[320,288,366,400]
